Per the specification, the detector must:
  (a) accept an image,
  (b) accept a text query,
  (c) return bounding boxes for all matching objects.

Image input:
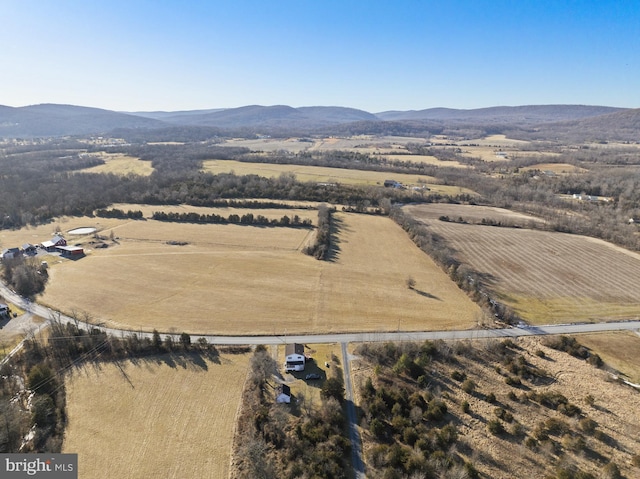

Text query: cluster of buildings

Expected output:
[1,235,84,262]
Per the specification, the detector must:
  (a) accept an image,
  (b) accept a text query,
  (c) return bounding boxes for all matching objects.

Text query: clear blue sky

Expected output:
[2,0,638,112]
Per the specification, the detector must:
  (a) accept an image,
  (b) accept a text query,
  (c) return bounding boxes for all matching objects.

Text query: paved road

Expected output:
[3,281,640,478]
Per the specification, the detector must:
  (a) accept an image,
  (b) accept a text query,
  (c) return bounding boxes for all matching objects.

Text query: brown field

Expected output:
[351,336,640,479]
[80,153,155,176]
[201,159,474,195]
[382,154,468,169]
[62,352,249,479]
[406,203,545,226]
[575,331,640,384]
[35,211,479,334]
[405,204,640,323]
[221,136,429,154]
[521,162,588,174]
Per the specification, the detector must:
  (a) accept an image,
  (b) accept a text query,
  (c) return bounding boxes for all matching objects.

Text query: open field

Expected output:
[201,159,474,195]
[574,331,640,384]
[405,204,640,324]
[62,352,249,479]
[521,162,588,174]
[33,211,480,334]
[382,154,468,169]
[80,153,155,176]
[351,335,640,479]
[405,203,546,226]
[221,136,432,154]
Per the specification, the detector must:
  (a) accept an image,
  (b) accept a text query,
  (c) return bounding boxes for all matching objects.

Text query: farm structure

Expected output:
[284,343,306,372]
[41,235,67,251]
[276,384,292,404]
[1,247,21,260]
[56,245,85,257]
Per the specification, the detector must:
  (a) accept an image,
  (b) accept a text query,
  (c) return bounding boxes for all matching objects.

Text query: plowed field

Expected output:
[405,204,640,323]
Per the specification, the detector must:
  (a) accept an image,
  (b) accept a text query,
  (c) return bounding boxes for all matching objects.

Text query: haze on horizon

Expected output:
[2,0,639,113]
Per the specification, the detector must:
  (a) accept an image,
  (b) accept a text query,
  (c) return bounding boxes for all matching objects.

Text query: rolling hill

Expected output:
[0,104,165,138]
[0,102,635,139]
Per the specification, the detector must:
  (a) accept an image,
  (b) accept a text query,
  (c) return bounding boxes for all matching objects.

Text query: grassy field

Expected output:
[62,352,249,479]
[80,153,155,176]
[32,210,480,334]
[405,204,640,324]
[382,154,468,169]
[575,331,640,383]
[521,162,588,174]
[200,159,473,195]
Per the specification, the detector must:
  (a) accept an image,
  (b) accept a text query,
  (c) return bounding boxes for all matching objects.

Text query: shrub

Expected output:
[451,370,466,381]
[535,349,546,358]
[487,419,505,435]
[601,462,622,479]
[462,379,476,394]
[485,392,496,403]
[578,417,597,435]
[505,375,522,387]
[461,400,470,414]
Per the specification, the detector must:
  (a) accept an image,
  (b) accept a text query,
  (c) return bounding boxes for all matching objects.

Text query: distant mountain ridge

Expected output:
[0,104,164,138]
[0,102,636,139]
[376,105,624,122]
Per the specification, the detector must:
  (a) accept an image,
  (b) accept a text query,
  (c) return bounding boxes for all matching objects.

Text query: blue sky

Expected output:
[2,0,638,112]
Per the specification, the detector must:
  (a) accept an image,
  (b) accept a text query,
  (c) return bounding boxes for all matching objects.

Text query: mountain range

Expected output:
[0,102,637,140]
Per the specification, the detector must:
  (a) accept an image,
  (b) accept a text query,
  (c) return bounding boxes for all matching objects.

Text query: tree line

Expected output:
[151,210,312,227]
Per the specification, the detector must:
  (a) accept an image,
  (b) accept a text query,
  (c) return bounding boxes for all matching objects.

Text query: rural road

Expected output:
[2,282,640,478]
[2,281,640,349]
[341,342,365,479]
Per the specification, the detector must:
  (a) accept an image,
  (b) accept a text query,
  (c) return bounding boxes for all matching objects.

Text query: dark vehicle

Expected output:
[305,373,321,380]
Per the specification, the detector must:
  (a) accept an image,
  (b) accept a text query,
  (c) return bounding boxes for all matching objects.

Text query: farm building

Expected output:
[384,179,401,188]
[276,384,292,404]
[284,343,306,372]
[41,235,67,251]
[22,243,37,255]
[1,247,21,260]
[56,245,85,257]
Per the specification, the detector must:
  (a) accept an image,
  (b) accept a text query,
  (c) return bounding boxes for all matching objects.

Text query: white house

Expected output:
[284,343,306,372]
[276,384,291,404]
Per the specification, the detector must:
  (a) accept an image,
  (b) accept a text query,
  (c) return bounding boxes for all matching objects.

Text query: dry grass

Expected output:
[80,153,155,176]
[201,160,473,195]
[34,211,479,334]
[521,163,588,174]
[405,204,640,324]
[382,154,468,169]
[575,331,640,383]
[62,352,249,479]
[351,336,640,479]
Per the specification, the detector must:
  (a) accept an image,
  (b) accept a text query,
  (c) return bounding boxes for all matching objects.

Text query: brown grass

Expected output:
[351,336,640,479]
[62,353,249,479]
[405,204,640,323]
[80,153,154,176]
[575,331,640,383]
[34,211,479,334]
[200,160,473,195]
